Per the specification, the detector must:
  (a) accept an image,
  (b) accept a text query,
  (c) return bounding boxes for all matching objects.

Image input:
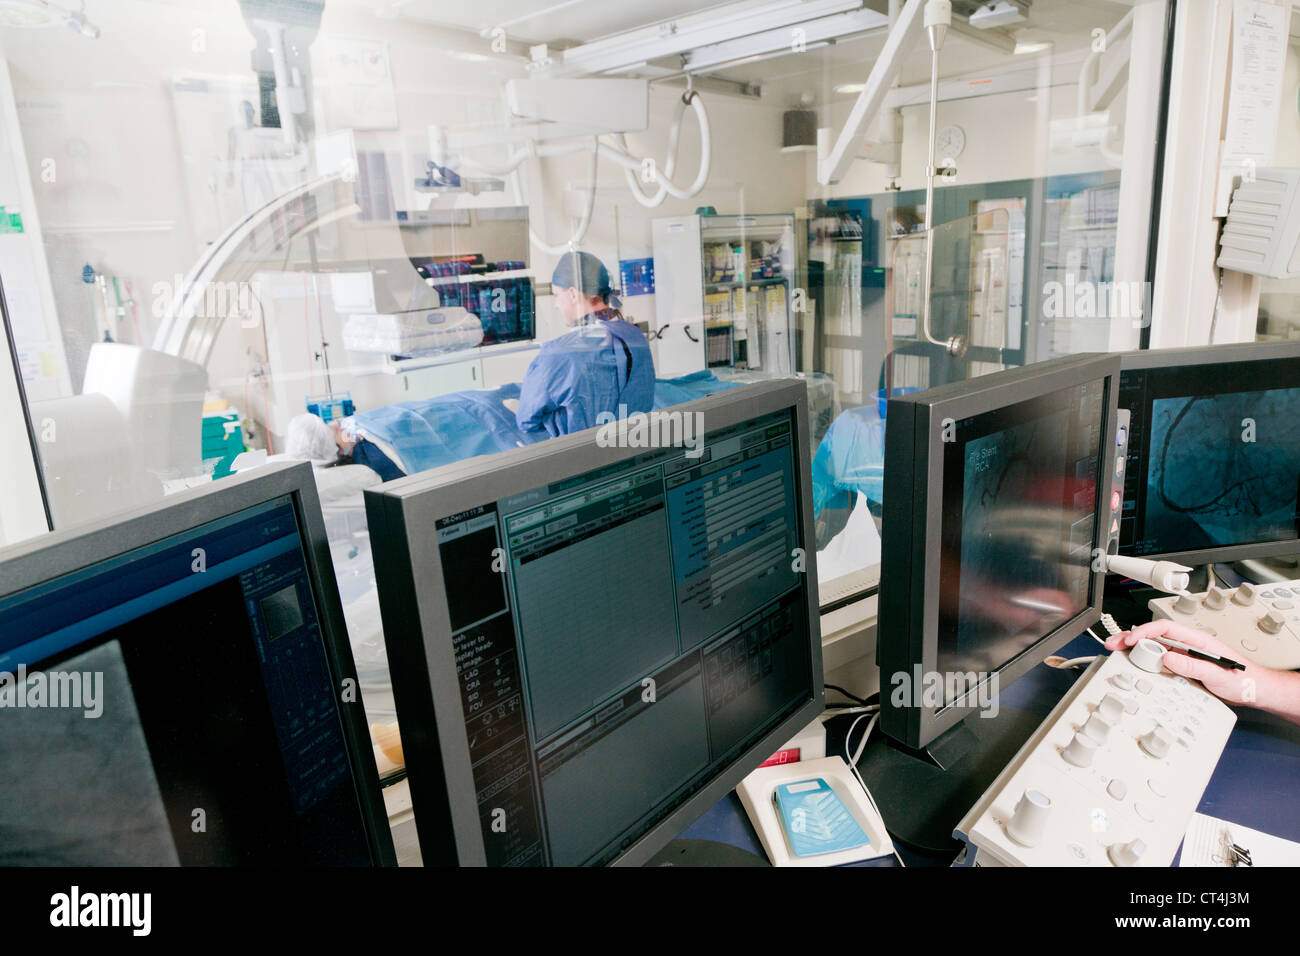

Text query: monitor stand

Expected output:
[645,839,769,867]
[854,708,1043,855]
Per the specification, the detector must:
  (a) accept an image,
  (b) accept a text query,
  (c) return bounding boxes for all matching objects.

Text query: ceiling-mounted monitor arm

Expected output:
[815,0,927,187]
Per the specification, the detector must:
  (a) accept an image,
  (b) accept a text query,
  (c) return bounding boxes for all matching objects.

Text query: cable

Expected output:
[1086,627,1108,648]
[842,711,905,867]
[613,87,711,208]
[821,703,877,720]
[825,683,871,707]
[1052,655,1099,669]
[512,137,600,255]
[463,88,710,237]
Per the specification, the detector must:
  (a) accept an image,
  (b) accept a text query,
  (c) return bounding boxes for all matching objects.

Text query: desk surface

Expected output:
[677,633,1300,866]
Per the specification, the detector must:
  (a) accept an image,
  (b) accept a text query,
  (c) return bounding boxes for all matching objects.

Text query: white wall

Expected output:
[810,77,1121,199]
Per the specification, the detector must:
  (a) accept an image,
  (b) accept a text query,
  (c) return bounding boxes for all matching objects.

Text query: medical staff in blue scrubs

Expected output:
[517,251,654,437]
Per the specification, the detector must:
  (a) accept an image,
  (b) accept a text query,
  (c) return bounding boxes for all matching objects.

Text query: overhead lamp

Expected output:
[834,82,865,94]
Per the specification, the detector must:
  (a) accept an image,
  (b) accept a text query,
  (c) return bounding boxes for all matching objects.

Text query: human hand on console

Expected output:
[1105,620,1300,723]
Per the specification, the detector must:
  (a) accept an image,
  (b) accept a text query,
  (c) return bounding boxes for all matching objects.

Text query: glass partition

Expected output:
[0,0,1173,760]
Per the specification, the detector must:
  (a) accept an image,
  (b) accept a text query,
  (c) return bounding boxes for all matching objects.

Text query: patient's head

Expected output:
[286,413,344,466]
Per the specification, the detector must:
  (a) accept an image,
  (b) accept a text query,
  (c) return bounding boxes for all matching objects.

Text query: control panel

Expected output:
[1149,579,1300,671]
[955,641,1235,867]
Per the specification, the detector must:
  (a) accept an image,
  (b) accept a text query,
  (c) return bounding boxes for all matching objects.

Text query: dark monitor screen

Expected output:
[937,378,1108,700]
[1119,349,1300,562]
[0,490,386,865]
[370,389,822,866]
[878,354,1117,750]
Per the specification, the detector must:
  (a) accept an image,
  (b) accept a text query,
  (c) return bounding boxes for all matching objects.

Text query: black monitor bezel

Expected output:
[878,353,1120,750]
[0,461,397,867]
[1118,339,1300,566]
[364,379,825,867]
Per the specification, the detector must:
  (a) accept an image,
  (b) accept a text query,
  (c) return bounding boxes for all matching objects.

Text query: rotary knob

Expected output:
[1108,838,1146,867]
[1173,593,1199,614]
[1233,583,1257,606]
[1083,712,1113,744]
[1129,638,1167,673]
[1259,610,1286,635]
[1063,731,1098,767]
[1097,693,1126,723]
[1140,726,1172,759]
[1005,789,1052,847]
[1203,587,1228,611]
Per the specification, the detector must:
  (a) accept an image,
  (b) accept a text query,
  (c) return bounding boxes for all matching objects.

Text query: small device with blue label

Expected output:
[773,777,871,858]
[305,392,355,423]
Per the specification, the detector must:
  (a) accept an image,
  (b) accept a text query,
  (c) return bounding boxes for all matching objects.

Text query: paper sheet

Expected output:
[1180,812,1300,867]
[1216,0,1292,215]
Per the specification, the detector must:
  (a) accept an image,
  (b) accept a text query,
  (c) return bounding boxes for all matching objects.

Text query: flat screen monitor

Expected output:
[0,463,395,866]
[878,354,1120,749]
[365,380,824,866]
[1118,340,1300,565]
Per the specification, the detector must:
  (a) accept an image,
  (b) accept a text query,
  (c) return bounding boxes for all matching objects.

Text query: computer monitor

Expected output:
[864,355,1120,850]
[0,463,395,866]
[365,380,824,866]
[878,354,1119,750]
[1118,340,1300,565]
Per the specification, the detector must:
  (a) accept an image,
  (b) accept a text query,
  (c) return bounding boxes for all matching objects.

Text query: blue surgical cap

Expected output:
[551,251,614,302]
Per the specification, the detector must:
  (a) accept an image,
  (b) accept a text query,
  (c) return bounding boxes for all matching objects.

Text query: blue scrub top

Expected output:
[517,309,655,437]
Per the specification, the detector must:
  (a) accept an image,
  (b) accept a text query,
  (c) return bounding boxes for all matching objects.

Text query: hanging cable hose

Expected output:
[455,86,712,247]
[510,137,601,255]
[611,86,711,208]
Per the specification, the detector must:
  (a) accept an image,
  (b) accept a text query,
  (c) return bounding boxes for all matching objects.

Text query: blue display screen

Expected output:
[0,497,373,865]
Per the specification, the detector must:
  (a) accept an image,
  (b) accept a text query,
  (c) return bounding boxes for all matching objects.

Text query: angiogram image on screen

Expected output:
[950,410,1083,679]
[1147,388,1300,550]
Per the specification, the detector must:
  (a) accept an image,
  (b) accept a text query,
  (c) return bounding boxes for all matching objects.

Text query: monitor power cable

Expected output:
[843,710,906,868]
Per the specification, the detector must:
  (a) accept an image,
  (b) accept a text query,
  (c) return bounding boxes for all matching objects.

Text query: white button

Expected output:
[1113,674,1134,691]
[1140,727,1171,758]
[1109,837,1146,865]
[1129,639,1167,673]
[1148,778,1169,797]
[1006,789,1053,848]
[1084,713,1114,744]
[1097,694,1125,723]
[1134,804,1156,823]
[1063,732,1099,768]
[1107,779,1128,800]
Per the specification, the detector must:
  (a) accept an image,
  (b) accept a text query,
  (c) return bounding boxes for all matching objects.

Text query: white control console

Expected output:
[954,641,1235,867]
[1149,579,1300,671]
